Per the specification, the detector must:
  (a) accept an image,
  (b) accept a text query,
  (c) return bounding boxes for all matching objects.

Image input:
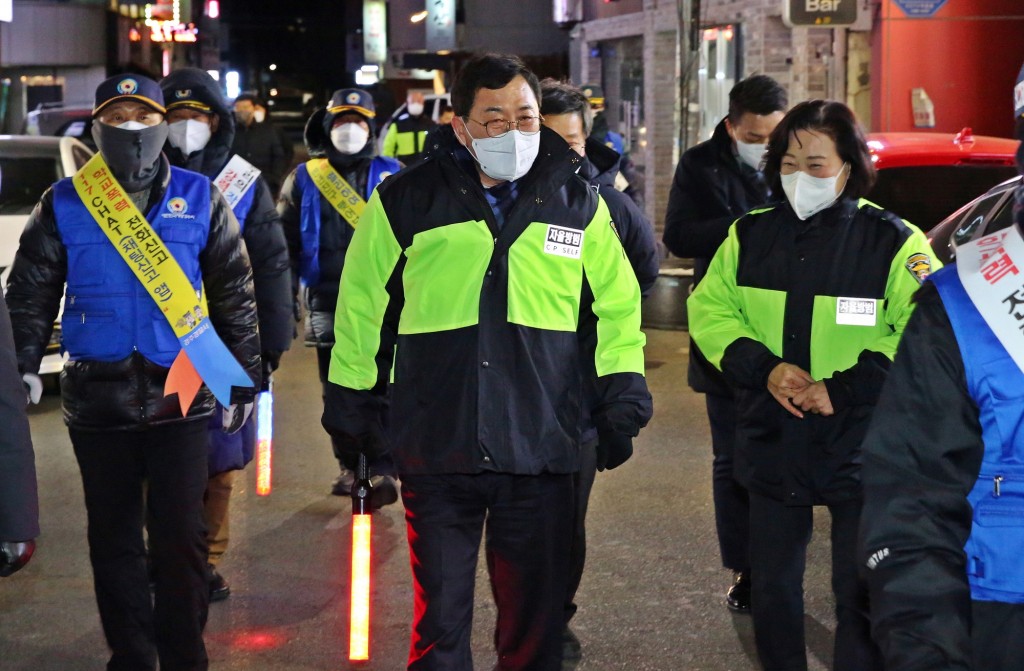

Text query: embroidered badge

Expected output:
[117,78,139,95]
[905,252,932,284]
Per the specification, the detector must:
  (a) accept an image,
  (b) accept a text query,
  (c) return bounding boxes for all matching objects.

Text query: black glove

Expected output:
[261,351,282,392]
[595,429,633,471]
[0,540,36,577]
[322,382,389,470]
[222,385,257,434]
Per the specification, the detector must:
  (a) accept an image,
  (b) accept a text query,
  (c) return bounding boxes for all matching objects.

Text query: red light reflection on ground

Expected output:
[225,629,288,652]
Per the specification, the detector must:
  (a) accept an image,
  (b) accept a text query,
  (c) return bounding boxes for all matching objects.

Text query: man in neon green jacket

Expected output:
[322,53,652,670]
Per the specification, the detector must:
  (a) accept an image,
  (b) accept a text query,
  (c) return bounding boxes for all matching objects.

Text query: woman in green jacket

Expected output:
[688,100,939,671]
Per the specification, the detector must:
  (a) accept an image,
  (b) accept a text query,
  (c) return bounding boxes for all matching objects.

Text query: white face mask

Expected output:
[117,121,149,131]
[167,119,213,156]
[407,102,424,117]
[331,122,370,154]
[781,163,848,220]
[464,130,540,183]
[254,110,266,123]
[735,139,767,171]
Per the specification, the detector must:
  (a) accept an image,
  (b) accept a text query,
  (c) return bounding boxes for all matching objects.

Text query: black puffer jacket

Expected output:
[6,157,261,429]
[162,68,293,366]
[0,289,38,542]
[663,119,771,396]
[278,108,380,348]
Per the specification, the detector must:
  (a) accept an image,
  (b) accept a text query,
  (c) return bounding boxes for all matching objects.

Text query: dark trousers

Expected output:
[972,601,1024,670]
[707,394,749,572]
[315,346,395,477]
[401,472,574,671]
[748,493,881,671]
[70,421,210,671]
[564,438,598,625]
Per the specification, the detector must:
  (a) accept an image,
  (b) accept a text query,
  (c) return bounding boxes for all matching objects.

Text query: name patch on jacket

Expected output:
[835,297,877,326]
[544,225,583,259]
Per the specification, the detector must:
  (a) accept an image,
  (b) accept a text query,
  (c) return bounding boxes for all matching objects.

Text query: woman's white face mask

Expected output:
[167,119,213,156]
[781,163,849,220]
[331,123,370,154]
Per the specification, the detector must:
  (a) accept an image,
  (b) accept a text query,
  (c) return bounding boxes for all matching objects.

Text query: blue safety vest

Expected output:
[229,175,257,231]
[295,155,400,286]
[53,167,211,368]
[932,266,1024,604]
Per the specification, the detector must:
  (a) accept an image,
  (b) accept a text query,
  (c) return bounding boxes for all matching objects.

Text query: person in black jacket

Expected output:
[859,65,1024,671]
[321,54,652,671]
[5,74,260,671]
[663,74,787,612]
[233,93,288,196]
[540,77,659,665]
[161,67,292,602]
[0,288,38,579]
[277,89,401,503]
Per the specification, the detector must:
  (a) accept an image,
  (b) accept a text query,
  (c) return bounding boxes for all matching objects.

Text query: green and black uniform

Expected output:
[325,125,650,474]
[688,196,938,671]
[323,124,651,670]
[381,113,435,165]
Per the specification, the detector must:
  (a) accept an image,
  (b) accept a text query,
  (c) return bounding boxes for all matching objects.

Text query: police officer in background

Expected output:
[663,74,787,612]
[0,288,38,579]
[6,74,260,670]
[322,53,652,671]
[539,77,659,666]
[382,90,436,164]
[277,88,401,504]
[860,62,1024,671]
[160,67,292,601]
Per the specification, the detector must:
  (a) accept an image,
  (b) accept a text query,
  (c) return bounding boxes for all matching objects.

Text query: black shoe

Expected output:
[369,475,399,510]
[726,571,751,613]
[561,626,582,664]
[331,468,356,496]
[208,564,230,602]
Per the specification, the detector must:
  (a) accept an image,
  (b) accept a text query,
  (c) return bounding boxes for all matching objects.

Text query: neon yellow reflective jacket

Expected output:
[327,127,652,475]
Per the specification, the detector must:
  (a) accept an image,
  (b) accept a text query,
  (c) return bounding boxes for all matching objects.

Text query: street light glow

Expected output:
[410,10,427,22]
[269,63,277,71]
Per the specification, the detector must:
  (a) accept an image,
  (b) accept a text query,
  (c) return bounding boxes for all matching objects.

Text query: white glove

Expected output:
[221,402,254,434]
[22,373,42,406]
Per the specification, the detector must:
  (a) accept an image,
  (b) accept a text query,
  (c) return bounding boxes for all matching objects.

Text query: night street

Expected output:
[0,328,840,670]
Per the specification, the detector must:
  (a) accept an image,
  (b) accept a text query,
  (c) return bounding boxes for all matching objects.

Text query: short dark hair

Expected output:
[441,104,454,114]
[234,93,263,107]
[539,78,594,135]
[450,53,540,117]
[763,99,877,199]
[728,75,788,123]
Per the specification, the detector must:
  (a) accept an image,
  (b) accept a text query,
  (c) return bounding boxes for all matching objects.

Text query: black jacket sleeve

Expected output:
[243,177,293,358]
[277,167,303,307]
[859,283,982,671]
[201,187,262,395]
[602,188,659,298]
[663,153,737,259]
[0,290,39,542]
[5,189,66,376]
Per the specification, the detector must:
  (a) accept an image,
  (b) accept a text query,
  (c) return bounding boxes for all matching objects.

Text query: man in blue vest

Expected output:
[277,88,401,503]
[160,67,292,602]
[5,74,260,671]
[859,61,1024,671]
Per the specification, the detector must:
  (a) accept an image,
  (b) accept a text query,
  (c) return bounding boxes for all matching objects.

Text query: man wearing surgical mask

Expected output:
[5,73,260,670]
[663,74,788,614]
[231,93,287,196]
[278,88,402,504]
[320,54,652,669]
[382,90,436,164]
[160,68,292,603]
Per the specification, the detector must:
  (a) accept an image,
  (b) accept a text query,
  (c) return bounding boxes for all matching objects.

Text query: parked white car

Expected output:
[0,135,94,375]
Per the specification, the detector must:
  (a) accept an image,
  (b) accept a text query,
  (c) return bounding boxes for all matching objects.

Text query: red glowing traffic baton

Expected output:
[349,454,373,661]
[255,378,273,496]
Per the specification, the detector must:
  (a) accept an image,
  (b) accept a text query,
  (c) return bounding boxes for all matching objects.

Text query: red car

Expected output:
[866,128,1019,233]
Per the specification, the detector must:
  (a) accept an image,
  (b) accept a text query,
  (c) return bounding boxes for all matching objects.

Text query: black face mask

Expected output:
[91,121,170,192]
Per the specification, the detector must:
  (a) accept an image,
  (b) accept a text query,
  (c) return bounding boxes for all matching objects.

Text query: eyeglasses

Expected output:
[465,115,544,138]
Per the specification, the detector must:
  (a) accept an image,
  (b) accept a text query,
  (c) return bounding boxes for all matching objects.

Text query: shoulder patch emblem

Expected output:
[905,252,932,284]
